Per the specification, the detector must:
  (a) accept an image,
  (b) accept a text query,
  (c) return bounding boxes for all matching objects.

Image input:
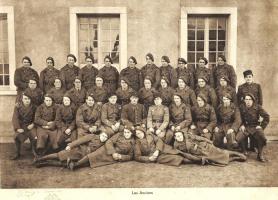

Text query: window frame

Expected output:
[70,7,127,71]
[180,7,237,69]
[0,6,16,95]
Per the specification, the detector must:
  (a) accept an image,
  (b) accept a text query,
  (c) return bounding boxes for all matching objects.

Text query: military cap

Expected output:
[161,56,170,63]
[243,70,253,77]
[178,58,187,64]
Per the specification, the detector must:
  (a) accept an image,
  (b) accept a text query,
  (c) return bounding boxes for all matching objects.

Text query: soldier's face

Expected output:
[197,97,205,107]
[198,79,206,87]
[160,79,168,88]
[146,56,153,65]
[178,62,185,68]
[74,79,82,89]
[220,78,227,87]
[22,95,31,106]
[28,80,37,90]
[245,75,253,84]
[244,96,253,107]
[178,79,185,89]
[130,96,138,104]
[86,96,95,107]
[154,97,162,105]
[22,59,31,67]
[217,57,225,65]
[99,132,108,142]
[198,59,206,67]
[67,57,75,66]
[135,130,145,139]
[109,96,117,104]
[161,59,168,67]
[175,132,184,142]
[46,59,54,67]
[144,79,152,89]
[44,97,53,107]
[85,58,93,67]
[120,80,128,89]
[128,59,135,68]
[124,129,132,139]
[173,95,182,105]
[63,97,71,106]
[54,79,62,89]
[95,77,103,87]
[104,58,111,67]
[222,96,231,106]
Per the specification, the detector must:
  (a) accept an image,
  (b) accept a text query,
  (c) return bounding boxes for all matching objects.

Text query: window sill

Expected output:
[0,90,17,95]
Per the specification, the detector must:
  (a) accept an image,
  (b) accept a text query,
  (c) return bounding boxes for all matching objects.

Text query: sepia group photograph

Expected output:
[0,0,278,199]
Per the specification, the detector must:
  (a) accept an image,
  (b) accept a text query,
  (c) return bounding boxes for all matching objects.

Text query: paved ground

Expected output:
[1,141,278,188]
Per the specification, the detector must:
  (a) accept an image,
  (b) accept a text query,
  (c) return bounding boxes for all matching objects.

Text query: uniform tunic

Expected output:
[47,88,66,105]
[87,86,108,104]
[39,67,60,93]
[115,87,135,106]
[79,65,99,90]
[147,105,169,133]
[65,87,87,107]
[168,103,192,132]
[175,66,195,89]
[237,82,263,105]
[138,87,157,111]
[213,63,237,89]
[12,103,37,143]
[120,67,141,91]
[60,64,80,90]
[24,88,44,107]
[121,103,147,127]
[158,86,175,106]
[175,87,197,107]
[34,103,58,150]
[98,66,119,94]
[87,132,134,168]
[76,103,102,137]
[195,85,218,109]
[194,66,214,88]
[160,65,178,88]
[140,64,161,89]
[216,85,237,105]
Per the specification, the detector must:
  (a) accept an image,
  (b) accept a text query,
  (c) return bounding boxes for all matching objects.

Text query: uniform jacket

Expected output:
[55,104,77,131]
[140,64,161,89]
[175,66,195,89]
[175,86,197,106]
[79,65,99,90]
[34,103,57,130]
[195,85,218,109]
[87,86,108,103]
[24,87,44,107]
[60,64,80,90]
[115,87,135,106]
[138,87,157,109]
[158,86,175,106]
[76,103,102,130]
[39,67,60,93]
[216,85,237,105]
[14,67,39,92]
[169,103,192,129]
[213,64,237,89]
[121,103,147,127]
[160,65,178,88]
[237,82,263,106]
[147,105,169,131]
[65,87,87,107]
[101,102,121,127]
[98,66,119,94]
[194,65,214,88]
[12,103,36,131]
[120,67,141,91]
[47,88,66,105]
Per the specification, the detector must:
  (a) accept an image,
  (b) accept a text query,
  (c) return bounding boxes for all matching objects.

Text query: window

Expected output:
[180,7,237,70]
[0,7,16,94]
[70,7,127,70]
[78,15,120,66]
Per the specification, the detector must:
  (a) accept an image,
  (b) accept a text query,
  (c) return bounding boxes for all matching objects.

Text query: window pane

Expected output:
[4,75,9,85]
[79,41,89,52]
[101,41,111,52]
[4,64,9,74]
[217,52,225,57]
[197,18,205,29]
[188,30,195,40]
[111,40,119,52]
[209,30,217,40]
[90,29,98,41]
[89,18,98,24]
[209,41,216,51]
[188,18,196,29]
[218,30,226,40]
[79,29,88,40]
[110,18,120,29]
[0,64,3,74]
[197,30,204,40]
[111,30,119,42]
[209,18,217,30]
[196,52,204,60]
[218,41,226,51]
[101,18,110,29]
[188,41,195,51]
[80,24,89,30]
[187,53,195,63]
[0,76,3,85]
[90,41,98,50]
[197,41,204,51]
[89,24,98,30]
[101,29,111,41]
[188,64,195,69]
[218,18,226,30]
[209,52,216,62]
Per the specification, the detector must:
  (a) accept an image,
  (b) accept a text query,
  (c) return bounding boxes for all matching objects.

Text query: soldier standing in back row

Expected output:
[159,56,177,88]
[194,57,214,88]
[175,58,195,89]
[79,56,99,90]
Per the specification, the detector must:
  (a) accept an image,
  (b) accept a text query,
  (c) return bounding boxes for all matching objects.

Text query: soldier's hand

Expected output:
[27,123,34,130]
[153,150,159,157]
[214,127,219,133]
[47,121,54,126]
[42,125,50,129]
[65,146,71,151]
[65,129,71,135]
[190,125,196,129]
[149,128,154,133]
[141,124,146,128]
[17,129,24,133]
[240,125,245,132]
[176,126,181,131]
[227,129,234,135]
[89,126,97,133]
[171,126,175,131]
[256,126,262,130]
[203,129,209,134]
[115,122,120,128]
[148,156,156,162]
[155,129,161,135]
[111,125,117,131]
[112,153,120,160]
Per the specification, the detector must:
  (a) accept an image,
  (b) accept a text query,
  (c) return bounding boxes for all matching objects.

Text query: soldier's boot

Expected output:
[226,132,237,150]
[257,146,267,162]
[10,139,21,160]
[253,131,267,162]
[35,160,65,168]
[182,158,194,164]
[67,156,90,171]
[235,132,248,155]
[33,153,58,164]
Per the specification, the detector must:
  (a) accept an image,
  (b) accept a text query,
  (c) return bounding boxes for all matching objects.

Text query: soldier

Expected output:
[236,93,270,162]
[138,76,157,112]
[213,55,237,89]
[60,54,80,90]
[213,94,241,150]
[98,56,119,95]
[76,93,102,138]
[175,76,197,107]
[23,79,44,107]
[34,94,58,155]
[39,57,60,93]
[65,76,87,107]
[237,70,263,106]
[167,93,192,145]
[14,56,39,100]
[194,57,214,88]
[79,56,99,90]
[67,126,135,170]
[100,93,122,137]
[47,77,66,105]
[115,76,135,106]
[87,75,108,106]
[146,93,170,144]
[55,95,78,148]
[175,58,195,89]
[189,94,217,140]
[158,76,175,107]
[11,93,37,160]
[195,76,218,110]
[120,56,141,91]
[174,132,247,166]
[159,56,177,88]
[140,53,161,89]
[215,75,237,106]
[121,92,147,129]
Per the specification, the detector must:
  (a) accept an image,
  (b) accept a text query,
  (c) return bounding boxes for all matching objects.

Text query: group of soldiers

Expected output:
[11,53,270,170]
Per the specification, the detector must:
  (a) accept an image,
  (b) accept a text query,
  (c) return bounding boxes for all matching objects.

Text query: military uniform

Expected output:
[175,67,195,89]
[87,86,108,105]
[65,88,87,108]
[55,104,77,147]
[79,65,99,90]
[194,66,214,88]
[76,103,102,137]
[140,64,161,89]
[160,65,178,88]
[101,102,122,137]
[60,64,80,90]
[189,104,217,139]
[216,85,237,105]
[158,86,175,106]
[195,85,218,109]
[39,67,60,93]
[87,132,134,168]
[115,87,135,106]
[237,83,263,105]
[121,102,147,127]
[138,87,157,112]
[23,88,44,107]
[213,64,237,89]
[98,66,119,95]
[120,67,141,91]
[213,103,241,149]
[175,87,197,107]
[47,88,66,105]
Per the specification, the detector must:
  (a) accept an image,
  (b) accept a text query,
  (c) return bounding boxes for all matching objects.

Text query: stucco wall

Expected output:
[0,0,277,124]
